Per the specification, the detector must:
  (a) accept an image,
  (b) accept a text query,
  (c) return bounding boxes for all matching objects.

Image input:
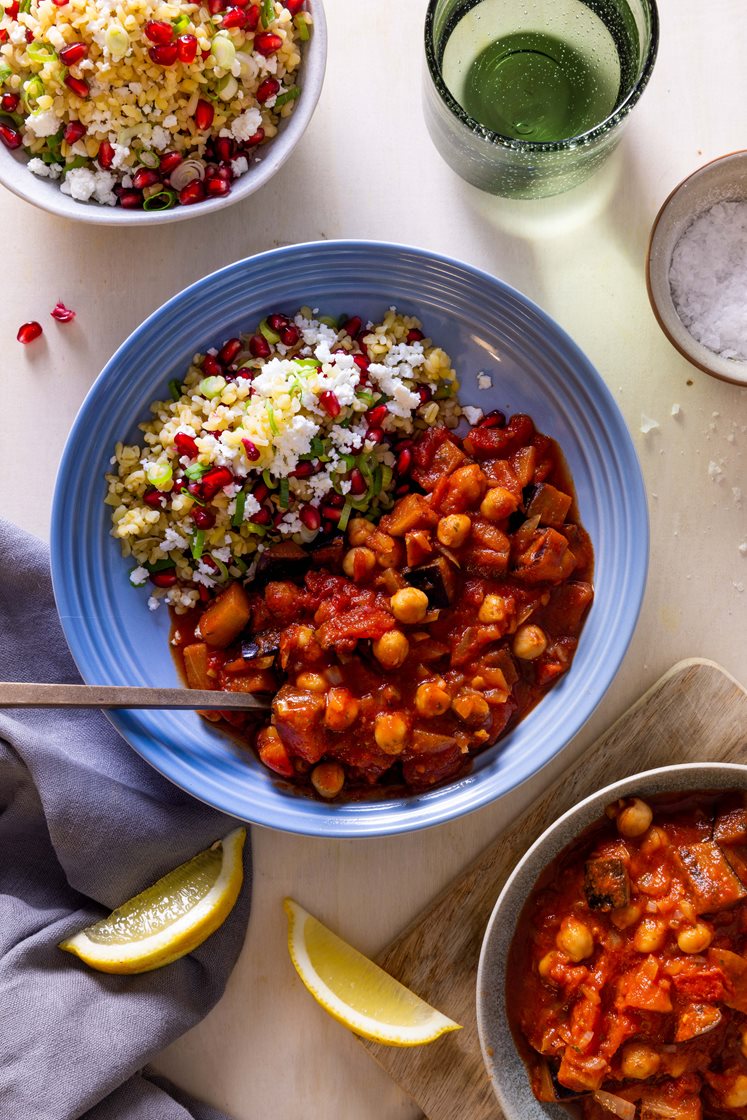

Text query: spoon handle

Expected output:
[0,681,270,711]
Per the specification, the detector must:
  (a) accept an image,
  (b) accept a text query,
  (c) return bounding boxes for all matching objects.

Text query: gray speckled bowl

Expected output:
[0,1,326,226]
[476,761,747,1120]
[646,150,747,387]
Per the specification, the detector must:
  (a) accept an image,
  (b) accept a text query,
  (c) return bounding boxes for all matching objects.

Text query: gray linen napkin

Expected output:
[0,519,251,1120]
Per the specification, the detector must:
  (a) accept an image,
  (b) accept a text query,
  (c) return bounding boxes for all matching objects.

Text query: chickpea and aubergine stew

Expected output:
[173,414,594,798]
[508,791,747,1120]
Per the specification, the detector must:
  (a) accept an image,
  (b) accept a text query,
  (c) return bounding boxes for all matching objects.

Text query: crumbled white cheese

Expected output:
[477,372,492,390]
[671,403,682,417]
[640,414,660,434]
[27,158,62,180]
[230,107,262,141]
[462,406,484,425]
[25,110,62,138]
[129,566,148,586]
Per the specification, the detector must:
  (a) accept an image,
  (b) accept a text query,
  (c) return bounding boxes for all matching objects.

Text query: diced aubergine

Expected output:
[675,841,747,913]
[525,482,573,527]
[584,857,630,911]
[241,628,281,662]
[403,555,457,608]
[254,541,311,586]
[713,807,747,845]
[308,535,345,570]
[674,1001,722,1042]
[722,845,747,887]
[198,582,252,648]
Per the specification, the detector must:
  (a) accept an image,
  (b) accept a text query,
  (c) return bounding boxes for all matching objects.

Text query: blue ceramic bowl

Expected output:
[51,241,648,837]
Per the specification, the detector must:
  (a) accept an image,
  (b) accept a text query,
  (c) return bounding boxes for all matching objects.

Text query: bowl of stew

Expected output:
[51,240,647,836]
[477,762,747,1120]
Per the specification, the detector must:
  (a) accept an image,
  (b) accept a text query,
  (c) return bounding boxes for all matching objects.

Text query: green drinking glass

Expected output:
[424,0,659,199]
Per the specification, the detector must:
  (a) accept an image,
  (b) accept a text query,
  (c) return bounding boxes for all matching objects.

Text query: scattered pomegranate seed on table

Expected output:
[17,322,43,345]
[50,302,76,323]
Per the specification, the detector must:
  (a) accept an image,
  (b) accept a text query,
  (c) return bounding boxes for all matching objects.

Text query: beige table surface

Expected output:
[2,0,746,1116]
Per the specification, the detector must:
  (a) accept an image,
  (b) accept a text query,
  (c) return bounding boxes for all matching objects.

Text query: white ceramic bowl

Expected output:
[0,2,327,226]
[646,150,747,387]
[476,761,747,1120]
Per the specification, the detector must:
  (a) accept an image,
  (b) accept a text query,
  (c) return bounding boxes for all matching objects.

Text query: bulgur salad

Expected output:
[0,0,311,209]
[105,308,465,611]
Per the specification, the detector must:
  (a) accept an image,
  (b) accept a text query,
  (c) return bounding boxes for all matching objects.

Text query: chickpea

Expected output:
[342,546,376,581]
[512,624,548,661]
[448,464,487,506]
[295,671,328,694]
[437,514,471,548]
[538,951,562,980]
[633,917,667,953]
[324,687,360,732]
[373,629,410,669]
[640,826,668,856]
[374,712,409,755]
[677,921,712,954]
[347,517,375,547]
[415,680,452,717]
[611,902,643,930]
[478,593,510,624]
[556,916,594,962]
[617,798,653,838]
[480,486,519,522]
[721,1074,747,1110]
[311,761,345,799]
[620,1042,661,1080]
[452,690,490,725]
[390,587,429,624]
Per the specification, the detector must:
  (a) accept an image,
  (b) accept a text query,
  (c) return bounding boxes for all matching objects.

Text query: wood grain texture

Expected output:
[359,659,747,1120]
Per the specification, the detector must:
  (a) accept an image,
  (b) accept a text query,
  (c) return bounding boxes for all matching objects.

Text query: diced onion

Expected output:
[592,1091,636,1120]
[105,23,130,61]
[218,75,239,102]
[146,461,173,490]
[169,159,205,191]
[211,33,236,71]
[198,375,226,399]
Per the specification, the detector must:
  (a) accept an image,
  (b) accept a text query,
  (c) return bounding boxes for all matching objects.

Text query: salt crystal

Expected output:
[640,414,659,434]
[671,403,682,417]
[669,200,747,362]
[707,459,724,482]
[739,542,747,556]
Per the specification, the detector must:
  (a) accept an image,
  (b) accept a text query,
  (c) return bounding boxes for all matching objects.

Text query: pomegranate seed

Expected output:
[50,301,76,323]
[144,19,174,43]
[201,466,234,499]
[64,75,89,98]
[0,93,19,112]
[25,29,34,43]
[179,180,205,205]
[241,438,260,461]
[132,167,160,190]
[143,488,166,509]
[17,321,42,344]
[0,32,7,44]
[58,41,88,64]
[149,42,178,65]
[290,461,313,479]
[321,505,342,522]
[150,569,177,588]
[397,448,413,476]
[177,33,198,62]
[219,338,242,364]
[268,313,289,332]
[406,328,425,343]
[244,4,260,30]
[117,190,143,209]
[252,481,269,503]
[208,0,225,11]
[204,163,220,180]
[478,409,507,429]
[202,354,223,376]
[5,0,19,14]
[194,99,214,130]
[215,136,234,162]
[253,31,283,56]
[245,127,265,147]
[395,482,410,497]
[300,505,321,531]
[249,334,271,359]
[279,324,300,347]
[63,120,86,145]
[367,404,388,427]
[0,122,22,149]
[251,507,272,526]
[349,468,367,496]
[159,150,183,174]
[222,6,246,28]
[353,353,370,372]
[285,0,305,12]
[52,0,69,6]
[366,427,384,444]
[218,162,234,181]
[206,177,231,197]
[174,432,199,458]
[327,493,345,509]
[418,386,432,405]
[192,507,216,529]
[256,76,280,103]
[97,139,114,168]
[319,390,341,418]
[187,480,203,498]
[342,316,361,337]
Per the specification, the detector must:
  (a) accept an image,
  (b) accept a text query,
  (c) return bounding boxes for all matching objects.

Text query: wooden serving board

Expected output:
[359,658,747,1120]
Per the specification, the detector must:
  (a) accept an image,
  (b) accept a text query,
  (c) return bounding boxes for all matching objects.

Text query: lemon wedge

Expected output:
[284,898,461,1046]
[59,828,246,974]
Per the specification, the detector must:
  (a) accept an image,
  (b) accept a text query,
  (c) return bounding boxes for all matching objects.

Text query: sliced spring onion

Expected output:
[372,464,383,496]
[355,389,375,406]
[210,555,230,582]
[139,149,160,168]
[310,436,324,458]
[244,522,268,537]
[144,188,177,211]
[380,464,393,492]
[318,315,338,329]
[339,453,356,470]
[274,86,300,110]
[337,498,354,532]
[105,22,130,61]
[190,529,205,560]
[266,402,279,436]
[181,486,205,506]
[211,32,236,71]
[434,384,453,400]
[261,468,277,490]
[0,64,12,84]
[231,489,247,528]
[294,12,310,40]
[217,74,238,101]
[259,317,281,345]
[168,378,182,401]
[146,461,173,490]
[64,156,89,171]
[22,76,44,108]
[234,557,248,574]
[27,41,57,64]
[172,13,190,34]
[261,0,275,28]
[184,462,210,481]
[293,358,321,368]
[19,0,32,12]
[198,374,226,398]
[279,477,290,508]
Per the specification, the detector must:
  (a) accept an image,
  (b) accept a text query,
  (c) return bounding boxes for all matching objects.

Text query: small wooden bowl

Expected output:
[646,151,747,388]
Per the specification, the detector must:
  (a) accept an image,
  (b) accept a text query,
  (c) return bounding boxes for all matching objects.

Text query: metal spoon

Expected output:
[0,681,271,711]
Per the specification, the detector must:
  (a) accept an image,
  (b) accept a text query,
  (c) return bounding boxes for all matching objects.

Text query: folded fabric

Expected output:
[0,519,252,1120]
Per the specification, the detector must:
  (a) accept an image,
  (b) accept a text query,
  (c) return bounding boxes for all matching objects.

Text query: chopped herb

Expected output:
[210,555,229,581]
[337,498,354,532]
[144,188,177,211]
[231,489,247,528]
[266,401,279,436]
[168,378,182,401]
[261,468,277,490]
[279,477,290,508]
[294,12,310,39]
[274,86,300,110]
[190,529,205,560]
[261,0,275,27]
[185,462,210,481]
[235,557,248,574]
[243,522,267,537]
[145,558,176,573]
[172,12,190,33]
[259,317,281,345]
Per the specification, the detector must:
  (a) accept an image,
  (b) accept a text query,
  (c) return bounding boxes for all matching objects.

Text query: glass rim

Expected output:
[424,0,660,153]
